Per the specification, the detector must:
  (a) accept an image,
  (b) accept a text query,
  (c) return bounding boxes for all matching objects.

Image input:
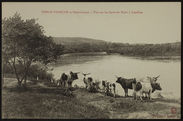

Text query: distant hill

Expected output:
[53,37,181,56]
[53,37,107,45]
[53,37,108,53]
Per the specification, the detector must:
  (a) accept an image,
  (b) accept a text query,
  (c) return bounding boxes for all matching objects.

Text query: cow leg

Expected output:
[127,89,129,97]
[124,88,128,97]
[63,81,65,87]
[68,82,71,89]
[146,93,149,99]
[65,81,68,88]
[104,87,107,95]
[140,91,143,101]
[113,88,116,98]
[61,80,63,87]
[104,87,106,93]
[149,90,152,100]
[125,89,129,97]
[133,91,137,100]
[58,80,61,87]
[56,80,59,88]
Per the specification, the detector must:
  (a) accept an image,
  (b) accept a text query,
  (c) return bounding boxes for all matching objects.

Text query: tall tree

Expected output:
[2,13,62,87]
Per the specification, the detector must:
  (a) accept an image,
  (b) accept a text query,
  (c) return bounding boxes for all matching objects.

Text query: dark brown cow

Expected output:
[60,73,68,87]
[116,76,136,97]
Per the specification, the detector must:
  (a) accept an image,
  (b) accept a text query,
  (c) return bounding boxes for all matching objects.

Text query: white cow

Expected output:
[135,81,152,100]
[134,76,162,100]
[82,73,93,90]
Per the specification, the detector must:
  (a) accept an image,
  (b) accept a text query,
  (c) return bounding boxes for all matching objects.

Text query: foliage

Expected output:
[53,37,180,56]
[106,42,181,56]
[3,63,54,82]
[2,13,63,87]
[53,37,108,53]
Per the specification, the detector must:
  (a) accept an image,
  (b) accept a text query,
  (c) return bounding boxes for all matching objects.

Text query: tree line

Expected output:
[54,38,181,56]
[106,42,181,56]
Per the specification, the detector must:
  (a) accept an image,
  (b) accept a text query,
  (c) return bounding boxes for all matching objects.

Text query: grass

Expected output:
[2,78,181,119]
[2,87,109,119]
[2,78,109,119]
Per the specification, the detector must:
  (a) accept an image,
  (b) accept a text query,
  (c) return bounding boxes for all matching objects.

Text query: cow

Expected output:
[115,76,136,97]
[59,71,80,88]
[102,80,107,91]
[134,81,162,100]
[60,73,68,87]
[134,76,162,100]
[82,73,93,89]
[102,80,116,97]
[68,71,79,88]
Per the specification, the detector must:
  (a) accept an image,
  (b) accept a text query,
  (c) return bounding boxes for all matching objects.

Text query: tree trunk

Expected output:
[2,62,5,87]
[23,75,27,88]
[18,80,22,87]
[9,61,21,87]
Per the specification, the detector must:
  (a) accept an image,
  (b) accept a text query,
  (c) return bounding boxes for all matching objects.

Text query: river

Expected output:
[51,53,181,99]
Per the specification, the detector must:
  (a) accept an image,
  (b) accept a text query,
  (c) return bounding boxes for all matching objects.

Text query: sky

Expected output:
[2,2,181,44]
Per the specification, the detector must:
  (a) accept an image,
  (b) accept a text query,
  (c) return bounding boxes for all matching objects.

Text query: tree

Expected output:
[2,13,61,87]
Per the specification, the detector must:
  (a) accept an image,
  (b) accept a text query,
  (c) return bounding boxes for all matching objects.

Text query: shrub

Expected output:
[3,63,54,82]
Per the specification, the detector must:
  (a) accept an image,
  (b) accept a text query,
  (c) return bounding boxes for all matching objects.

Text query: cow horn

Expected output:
[82,73,90,75]
[155,75,160,79]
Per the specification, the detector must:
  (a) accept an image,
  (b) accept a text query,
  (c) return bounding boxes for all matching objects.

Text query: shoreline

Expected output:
[60,52,180,60]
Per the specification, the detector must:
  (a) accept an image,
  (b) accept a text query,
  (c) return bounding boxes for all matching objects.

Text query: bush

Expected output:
[3,63,54,82]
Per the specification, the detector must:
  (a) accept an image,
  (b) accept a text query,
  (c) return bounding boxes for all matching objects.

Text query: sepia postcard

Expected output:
[1,2,181,119]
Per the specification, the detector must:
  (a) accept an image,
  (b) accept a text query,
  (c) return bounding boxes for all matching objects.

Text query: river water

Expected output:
[51,53,181,99]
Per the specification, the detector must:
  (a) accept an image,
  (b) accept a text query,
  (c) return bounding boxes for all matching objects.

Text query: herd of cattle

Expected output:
[51,71,162,100]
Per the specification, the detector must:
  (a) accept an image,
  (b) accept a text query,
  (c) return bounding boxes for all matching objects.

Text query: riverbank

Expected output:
[2,78,181,119]
[60,52,181,60]
[111,53,181,61]
[131,55,180,61]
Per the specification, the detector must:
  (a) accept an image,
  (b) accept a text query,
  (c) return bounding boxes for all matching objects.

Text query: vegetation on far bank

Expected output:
[53,37,181,57]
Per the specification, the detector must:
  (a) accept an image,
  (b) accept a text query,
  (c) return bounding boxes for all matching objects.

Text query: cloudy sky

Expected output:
[2,2,181,44]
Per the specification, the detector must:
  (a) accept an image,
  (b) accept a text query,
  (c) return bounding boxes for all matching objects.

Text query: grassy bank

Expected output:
[2,78,181,119]
[2,78,108,119]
